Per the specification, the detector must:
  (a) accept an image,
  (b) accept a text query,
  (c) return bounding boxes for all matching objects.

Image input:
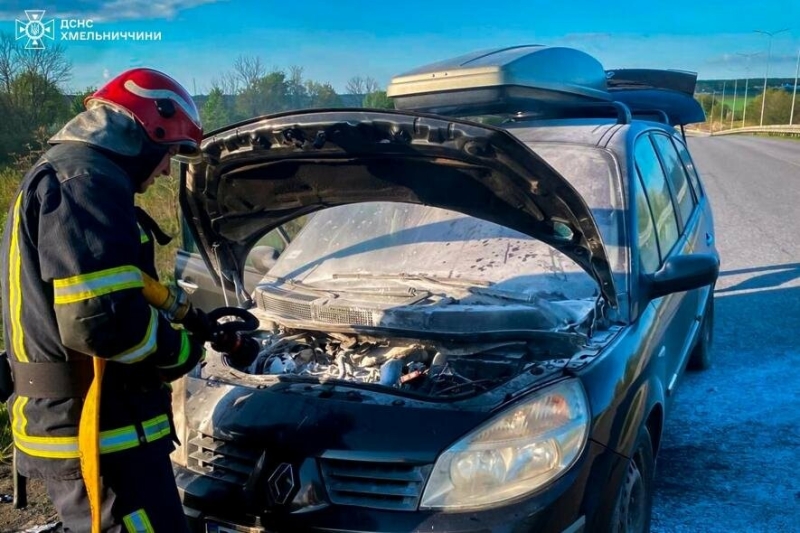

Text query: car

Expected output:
[169,45,719,533]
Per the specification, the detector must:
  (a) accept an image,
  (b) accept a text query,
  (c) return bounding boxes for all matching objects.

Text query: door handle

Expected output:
[705,233,714,246]
[177,279,199,294]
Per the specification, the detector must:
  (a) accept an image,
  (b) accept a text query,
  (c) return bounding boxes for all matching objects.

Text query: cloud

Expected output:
[0,0,225,22]
[103,68,110,79]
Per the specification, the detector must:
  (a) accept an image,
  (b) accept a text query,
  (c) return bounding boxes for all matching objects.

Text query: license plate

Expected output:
[205,518,268,533]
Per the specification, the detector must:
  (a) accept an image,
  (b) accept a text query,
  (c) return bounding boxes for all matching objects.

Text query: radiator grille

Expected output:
[319,458,431,511]
[186,431,261,487]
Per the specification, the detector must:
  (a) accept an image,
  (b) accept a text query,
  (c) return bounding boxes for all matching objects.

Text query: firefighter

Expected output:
[0,68,207,532]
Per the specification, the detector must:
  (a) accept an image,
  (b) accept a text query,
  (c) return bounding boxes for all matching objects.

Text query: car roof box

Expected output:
[387,45,613,116]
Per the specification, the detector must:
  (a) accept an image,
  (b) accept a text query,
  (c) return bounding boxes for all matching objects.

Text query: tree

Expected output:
[9,70,69,127]
[285,65,308,109]
[745,89,793,126]
[306,81,342,108]
[70,86,96,117]
[363,77,380,94]
[0,33,72,164]
[346,76,380,96]
[236,70,290,118]
[201,87,233,131]
[0,33,20,93]
[232,55,265,89]
[363,90,394,109]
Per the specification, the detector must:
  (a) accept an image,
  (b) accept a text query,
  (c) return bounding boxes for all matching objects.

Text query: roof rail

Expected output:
[509,100,632,125]
[631,108,670,124]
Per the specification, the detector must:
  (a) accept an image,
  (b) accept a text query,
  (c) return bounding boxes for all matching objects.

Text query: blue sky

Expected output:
[2,0,799,94]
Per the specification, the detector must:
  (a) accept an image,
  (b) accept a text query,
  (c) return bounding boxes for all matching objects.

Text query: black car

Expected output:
[170,45,719,533]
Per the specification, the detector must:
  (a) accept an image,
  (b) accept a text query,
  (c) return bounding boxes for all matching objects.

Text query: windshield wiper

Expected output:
[319,272,542,304]
[331,272,492,288]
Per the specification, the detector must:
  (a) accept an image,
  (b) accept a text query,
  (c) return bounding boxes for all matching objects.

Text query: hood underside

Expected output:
[179,109,617,306]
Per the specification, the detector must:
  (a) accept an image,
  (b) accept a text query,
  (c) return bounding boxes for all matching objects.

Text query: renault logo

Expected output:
[268,463,295,505]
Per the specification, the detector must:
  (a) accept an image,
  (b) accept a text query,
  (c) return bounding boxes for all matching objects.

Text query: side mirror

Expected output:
[249,246,280,275]
[646,254,719,300]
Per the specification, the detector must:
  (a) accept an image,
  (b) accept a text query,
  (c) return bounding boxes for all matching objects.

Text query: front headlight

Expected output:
[420,378,589,510]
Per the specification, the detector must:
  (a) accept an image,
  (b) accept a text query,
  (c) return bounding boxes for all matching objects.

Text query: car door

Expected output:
[633,132,698,399]
[173,215,307,311]
[650,133,709,382]
[672,135,717,307]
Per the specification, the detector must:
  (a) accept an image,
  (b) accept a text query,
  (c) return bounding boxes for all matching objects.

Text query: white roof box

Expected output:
[387,45,612,116]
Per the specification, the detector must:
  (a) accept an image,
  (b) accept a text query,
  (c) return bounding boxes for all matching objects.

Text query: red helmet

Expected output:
[85,68,203,156]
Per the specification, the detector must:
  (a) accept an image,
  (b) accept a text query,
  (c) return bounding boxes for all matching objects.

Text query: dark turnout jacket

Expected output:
[0,142,190,479]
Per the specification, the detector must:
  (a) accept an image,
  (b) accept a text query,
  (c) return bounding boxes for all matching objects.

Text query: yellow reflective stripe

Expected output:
[142,414,171,442]
[138,224,150,244]
[12,413,172,459]
[123,509,155,533]
[9,193,27,362]
[53,265,144,304]
[12,396,28,439]
[109,307,159,364]
[158,330,190,370]
[14,431,80,459]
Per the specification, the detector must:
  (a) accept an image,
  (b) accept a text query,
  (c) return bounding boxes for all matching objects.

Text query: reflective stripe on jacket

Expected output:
[0,142,185,479]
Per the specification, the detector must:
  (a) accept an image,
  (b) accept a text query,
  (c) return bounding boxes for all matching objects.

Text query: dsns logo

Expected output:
[15,10,55,49]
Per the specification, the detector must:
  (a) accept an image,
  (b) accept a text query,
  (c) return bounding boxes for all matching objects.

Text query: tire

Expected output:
[610,426,655,533]
[688,293,714,371]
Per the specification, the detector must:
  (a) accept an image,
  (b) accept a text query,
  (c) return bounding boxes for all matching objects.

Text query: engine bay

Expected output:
[221,327,580,398]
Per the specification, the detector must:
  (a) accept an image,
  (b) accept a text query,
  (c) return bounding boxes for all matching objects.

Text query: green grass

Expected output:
[720,95,755,113]
[0,167,181,455]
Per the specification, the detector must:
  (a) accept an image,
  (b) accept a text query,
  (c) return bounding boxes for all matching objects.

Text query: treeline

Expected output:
[197,56,393,132]
[0,34,92,167]
[0,34,394,166]
[696,89,798,126]
[697,78,796,94]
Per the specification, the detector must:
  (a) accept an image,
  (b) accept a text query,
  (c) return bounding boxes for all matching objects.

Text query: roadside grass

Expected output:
[0,167,181,457]
[721,95,755,112]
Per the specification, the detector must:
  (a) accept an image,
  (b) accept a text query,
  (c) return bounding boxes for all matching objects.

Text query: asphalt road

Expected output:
[650,136,800,532]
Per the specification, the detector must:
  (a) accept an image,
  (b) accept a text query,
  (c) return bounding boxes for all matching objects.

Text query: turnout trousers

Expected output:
[45,446,191,533]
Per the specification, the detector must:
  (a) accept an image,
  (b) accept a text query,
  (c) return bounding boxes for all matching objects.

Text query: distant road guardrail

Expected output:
[710,125,800,137]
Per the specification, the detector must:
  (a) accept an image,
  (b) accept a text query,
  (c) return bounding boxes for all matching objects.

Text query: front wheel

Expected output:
[610,426,655,533]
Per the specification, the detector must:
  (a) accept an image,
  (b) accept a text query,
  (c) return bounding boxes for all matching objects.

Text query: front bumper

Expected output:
[176,440,622,533]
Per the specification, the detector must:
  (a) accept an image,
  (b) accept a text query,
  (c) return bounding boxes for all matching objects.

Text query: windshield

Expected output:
[264,143,626,303]
[529,142,628,295]
[268,201,599,301]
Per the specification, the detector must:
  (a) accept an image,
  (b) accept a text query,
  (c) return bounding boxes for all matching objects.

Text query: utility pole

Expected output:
[720,80,727,128]
[754,28,790,126]
[731,78,738,129]
[791,48,800,125]
[710,90,716,128]
[737,52,761,127]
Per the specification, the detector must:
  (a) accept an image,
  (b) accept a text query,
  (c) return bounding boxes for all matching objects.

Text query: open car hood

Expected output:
[178,109,618,306]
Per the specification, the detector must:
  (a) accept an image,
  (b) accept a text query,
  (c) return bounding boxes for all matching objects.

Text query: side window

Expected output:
[181,217,199,254]
[652,134,696,226]
[634,135,680,258]
[246,215,311,269]
[634,171,660,273]
[674,140,704,198]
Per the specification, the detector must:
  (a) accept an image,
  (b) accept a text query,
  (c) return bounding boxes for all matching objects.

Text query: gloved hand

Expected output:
[154,330,206,382]
[158,284,191,323]
[179,306,216,343]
